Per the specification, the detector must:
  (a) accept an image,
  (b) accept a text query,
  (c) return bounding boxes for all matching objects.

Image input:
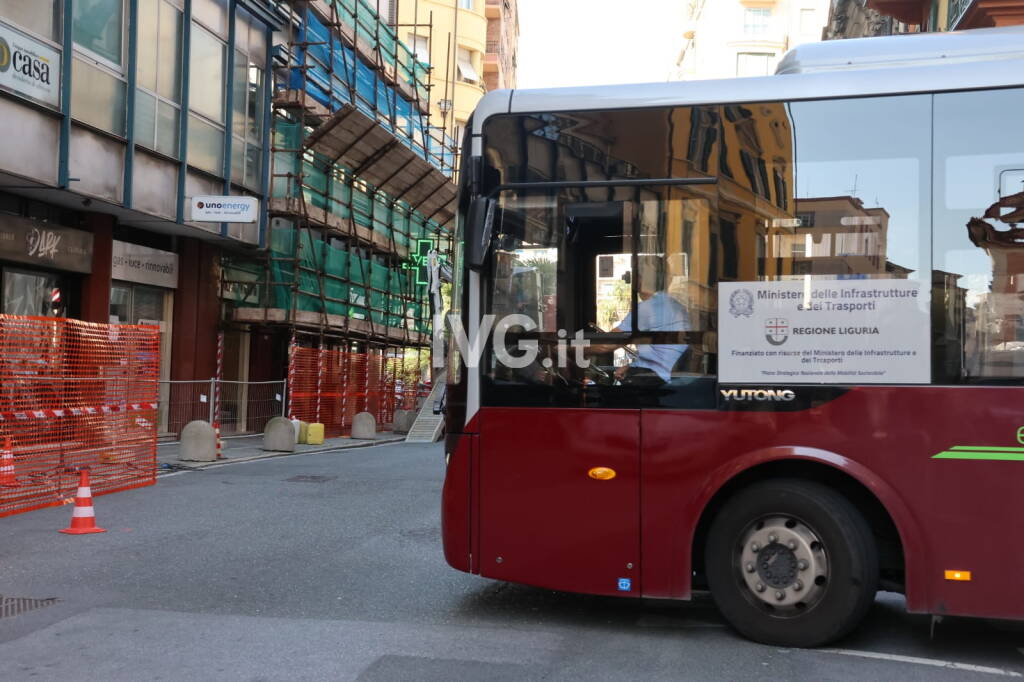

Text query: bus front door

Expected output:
[477,407,640,597]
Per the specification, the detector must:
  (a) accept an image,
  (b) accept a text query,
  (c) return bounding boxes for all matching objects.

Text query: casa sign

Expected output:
[0,21,60,107]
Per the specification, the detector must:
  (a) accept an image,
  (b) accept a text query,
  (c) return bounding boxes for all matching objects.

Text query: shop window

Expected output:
[3,269,64,317]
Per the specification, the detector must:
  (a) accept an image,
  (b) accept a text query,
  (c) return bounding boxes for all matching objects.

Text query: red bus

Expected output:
[441,27,1024,647]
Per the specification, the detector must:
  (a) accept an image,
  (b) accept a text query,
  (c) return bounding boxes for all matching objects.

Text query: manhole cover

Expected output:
[0,595,59,619]
[285,475,337,483]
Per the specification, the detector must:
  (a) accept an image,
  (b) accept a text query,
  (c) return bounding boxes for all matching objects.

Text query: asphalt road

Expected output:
[1,442,1022,681]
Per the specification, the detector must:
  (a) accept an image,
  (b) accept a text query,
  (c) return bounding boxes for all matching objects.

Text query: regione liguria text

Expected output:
[719,280,930,384]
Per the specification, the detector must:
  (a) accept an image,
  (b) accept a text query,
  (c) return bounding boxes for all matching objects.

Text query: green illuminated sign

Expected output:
[402,239,448,286]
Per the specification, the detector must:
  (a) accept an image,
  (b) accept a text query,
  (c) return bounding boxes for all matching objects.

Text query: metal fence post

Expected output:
[208,377,216,423]
[281,378,288,417]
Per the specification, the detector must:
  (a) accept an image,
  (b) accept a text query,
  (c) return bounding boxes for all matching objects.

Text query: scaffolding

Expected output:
[220,0,453,422]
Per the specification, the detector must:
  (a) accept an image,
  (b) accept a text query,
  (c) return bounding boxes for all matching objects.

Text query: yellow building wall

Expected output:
[397,0,488,137]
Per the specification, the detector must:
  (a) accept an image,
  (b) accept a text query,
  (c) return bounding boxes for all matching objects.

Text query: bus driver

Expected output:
[592,257,690,387]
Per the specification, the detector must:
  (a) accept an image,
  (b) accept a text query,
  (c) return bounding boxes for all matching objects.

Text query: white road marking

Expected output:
[820,649,1022,677]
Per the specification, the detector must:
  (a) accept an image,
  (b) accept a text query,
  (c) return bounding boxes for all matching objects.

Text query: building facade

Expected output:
[828,0,1024,38]
[395,0,518,148]
[824,0,918,38]
[219,0,458,435]
[0,0,279,404]
[674,0,831,80]
[483,0,518,92]
[0,0,458,437]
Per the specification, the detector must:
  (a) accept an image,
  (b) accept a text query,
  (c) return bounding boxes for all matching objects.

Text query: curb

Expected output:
[157,436,409,475]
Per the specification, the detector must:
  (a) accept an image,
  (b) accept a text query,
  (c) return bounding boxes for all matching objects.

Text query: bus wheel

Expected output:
[705,478,878,647]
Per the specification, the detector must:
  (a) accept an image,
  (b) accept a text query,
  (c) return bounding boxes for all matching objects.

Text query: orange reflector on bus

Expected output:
[944,570,972,581]
[588,467,616,481]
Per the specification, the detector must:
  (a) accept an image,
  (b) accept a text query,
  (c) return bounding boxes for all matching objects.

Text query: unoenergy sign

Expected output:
[191,196,259,223]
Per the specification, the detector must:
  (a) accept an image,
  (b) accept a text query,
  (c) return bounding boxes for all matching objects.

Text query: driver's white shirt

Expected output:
[615,292,690,382]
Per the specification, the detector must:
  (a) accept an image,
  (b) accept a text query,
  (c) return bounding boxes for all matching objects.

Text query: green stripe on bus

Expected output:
[933,451,1024,461]
[948,445,1024,453]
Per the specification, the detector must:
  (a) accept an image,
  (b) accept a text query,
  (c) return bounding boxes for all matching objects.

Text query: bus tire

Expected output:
[705,478,878,647]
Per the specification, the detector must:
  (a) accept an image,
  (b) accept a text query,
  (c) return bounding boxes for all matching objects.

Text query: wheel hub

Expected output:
[756,543,798,589]
[738,516,828,611]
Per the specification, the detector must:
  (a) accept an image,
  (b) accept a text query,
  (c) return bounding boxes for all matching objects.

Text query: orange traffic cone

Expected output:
[0,438,18,488]
[59,469,106,535]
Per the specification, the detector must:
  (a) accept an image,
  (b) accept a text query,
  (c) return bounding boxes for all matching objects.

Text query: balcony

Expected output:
[948,0,1024,29]
[483,53,498,73]
[486,0,502,19]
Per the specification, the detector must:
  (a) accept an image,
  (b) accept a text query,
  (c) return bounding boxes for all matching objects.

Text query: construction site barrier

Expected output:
[0,316,159,518]
[160,380,287,439]
[287,347,426,437]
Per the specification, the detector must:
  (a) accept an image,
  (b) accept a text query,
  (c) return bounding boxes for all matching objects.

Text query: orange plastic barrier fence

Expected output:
[0,316,159,518]
[288,347,425,436]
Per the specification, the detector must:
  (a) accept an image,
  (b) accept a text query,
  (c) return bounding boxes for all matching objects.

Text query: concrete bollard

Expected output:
[180,420,217,462]
[392,409,414,434]
[351,412,376,440]
[263,416,297,452]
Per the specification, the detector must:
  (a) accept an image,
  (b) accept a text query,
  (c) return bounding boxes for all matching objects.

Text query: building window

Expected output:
[458,0,473,9]
[799,8,818,35]
[743,7,770,36]
[407,33,429,60]
[71,59,127,134]
[456,47,479,84]
[230,18,266,191]
[736,52,773,78]
[136,0,182,157]
[73,0,124,66]
[71,0,128,135]
[0,0,61,41]
[231,8,268,188]
[3,268,66,317]
[188,23,226,174]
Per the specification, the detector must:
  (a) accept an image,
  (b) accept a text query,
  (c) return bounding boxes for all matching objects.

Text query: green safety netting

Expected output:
[327,0,431,102]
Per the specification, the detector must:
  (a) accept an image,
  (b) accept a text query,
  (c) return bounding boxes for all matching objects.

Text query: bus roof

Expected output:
[472,27,1024,137]
[777,25,1024,74]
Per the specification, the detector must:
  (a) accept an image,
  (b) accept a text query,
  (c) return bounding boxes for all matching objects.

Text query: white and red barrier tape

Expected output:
[0,403,158,422]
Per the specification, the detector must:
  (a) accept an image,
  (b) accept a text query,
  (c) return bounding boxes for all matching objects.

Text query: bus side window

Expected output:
[933,87,1024,383]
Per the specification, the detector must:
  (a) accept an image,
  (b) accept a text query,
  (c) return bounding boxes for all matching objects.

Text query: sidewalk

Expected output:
[156,433,406,473]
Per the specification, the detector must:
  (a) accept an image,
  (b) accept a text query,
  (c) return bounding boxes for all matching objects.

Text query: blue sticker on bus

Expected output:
[617,578,632,592]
